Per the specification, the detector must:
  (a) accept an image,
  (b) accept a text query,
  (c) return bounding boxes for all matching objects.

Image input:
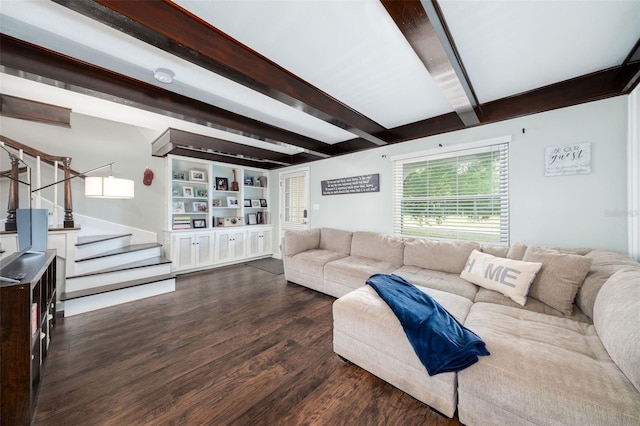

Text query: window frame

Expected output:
[391,136,510,244]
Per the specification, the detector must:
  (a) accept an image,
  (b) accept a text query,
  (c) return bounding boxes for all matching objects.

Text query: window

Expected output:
[279,169,309,230]
[392,138,509,244]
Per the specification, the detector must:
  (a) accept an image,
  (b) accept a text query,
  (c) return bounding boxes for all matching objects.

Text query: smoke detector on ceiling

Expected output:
[153,68,175,84]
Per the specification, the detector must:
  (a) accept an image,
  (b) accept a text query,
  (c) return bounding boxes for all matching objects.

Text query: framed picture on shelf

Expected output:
[190,170,206,181]
[212,199,221,207]
[172,201,185,213]
[251,199,261,208]
[243,199,251,207]
[192,218,207,229]
[216,177,228,191]
[173,171,185,180]
[260,199,267,207]
[226,196,239,207]
[196,188,208,198]
[183,186,194,197]
[244,176,254,186]
[192,201,208,212]
[256,211,263,224]
[247,213,257,225]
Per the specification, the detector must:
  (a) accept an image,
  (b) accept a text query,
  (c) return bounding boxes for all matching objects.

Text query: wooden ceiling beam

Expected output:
[0,94,71,127]
[382,0,479,126]
[53,0,391,147]
[0,35,332,159]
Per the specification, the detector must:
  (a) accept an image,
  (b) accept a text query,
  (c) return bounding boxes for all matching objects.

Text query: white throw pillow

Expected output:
[460,250,543,306]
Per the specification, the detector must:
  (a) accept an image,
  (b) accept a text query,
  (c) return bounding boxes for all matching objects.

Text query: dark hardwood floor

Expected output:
[33,263,462,425]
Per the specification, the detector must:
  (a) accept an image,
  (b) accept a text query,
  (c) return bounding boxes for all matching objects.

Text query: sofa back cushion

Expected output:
[319,228,353,255]
[404,239,481,274]
[283,228,320,256]
[593,268,640,393]
[522,246,592,315]
[577,249,640,319]
[350,232,404,264]
[480,244,509,258]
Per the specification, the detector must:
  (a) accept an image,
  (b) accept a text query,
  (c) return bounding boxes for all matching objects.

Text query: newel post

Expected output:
[63,157,74,228]
[5,155,19,231]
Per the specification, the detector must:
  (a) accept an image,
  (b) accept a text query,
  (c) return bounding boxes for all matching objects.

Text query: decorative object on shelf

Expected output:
[231,169,239,191]
[260,198,267,207]
[216,216,243,227]
[248,213,257,225]
[172,189,179,196]
[227,196,239,207]
[192,218,207,228]
[212,199,221,207]
[257,176,267,187]
[192,201,208,212]
[183,186,194,197]
[173,171,185,180]
[243,199,251,207]
[143,168,154,186]
[216,177,228,191]
[251,199,261,207]
[172,215,191,229]
[196,188,208,198]
[172,201,185,213]
[244,176,254,186]
[190,170,206,181]
[257,211,263,224]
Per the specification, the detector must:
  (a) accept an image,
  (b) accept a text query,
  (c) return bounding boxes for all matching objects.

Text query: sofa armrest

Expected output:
[283,228,321,256]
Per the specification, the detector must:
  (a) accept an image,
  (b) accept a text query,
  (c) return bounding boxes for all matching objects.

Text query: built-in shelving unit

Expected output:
[0,250,57,425]
[165,155,272,272]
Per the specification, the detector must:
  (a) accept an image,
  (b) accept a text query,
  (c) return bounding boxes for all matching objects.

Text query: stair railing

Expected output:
[1,135,82,229]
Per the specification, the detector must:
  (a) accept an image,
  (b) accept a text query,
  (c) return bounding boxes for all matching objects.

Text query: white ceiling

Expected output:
[0,0,639,159]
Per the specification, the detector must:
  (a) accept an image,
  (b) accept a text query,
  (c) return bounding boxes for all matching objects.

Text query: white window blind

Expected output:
[392,142,509,244]
[280,169,308,230]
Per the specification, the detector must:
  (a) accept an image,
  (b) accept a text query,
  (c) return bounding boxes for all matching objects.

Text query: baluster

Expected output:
[63,157,74,228]
[5,155,19,231]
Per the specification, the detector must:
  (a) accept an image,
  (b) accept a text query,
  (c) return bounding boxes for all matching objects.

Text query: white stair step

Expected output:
[74,244,162,275]
[75,234,132,259]
[66,262,172,292]
[62,277,176,317]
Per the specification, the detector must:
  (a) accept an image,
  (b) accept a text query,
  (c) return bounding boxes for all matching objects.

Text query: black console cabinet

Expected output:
[1,250,57,425]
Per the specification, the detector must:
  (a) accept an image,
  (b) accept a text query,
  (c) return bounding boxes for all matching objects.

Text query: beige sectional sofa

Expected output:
[282,228,640,425]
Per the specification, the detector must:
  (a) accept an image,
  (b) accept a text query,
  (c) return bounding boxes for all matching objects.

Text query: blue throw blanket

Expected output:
[366,274,489,376]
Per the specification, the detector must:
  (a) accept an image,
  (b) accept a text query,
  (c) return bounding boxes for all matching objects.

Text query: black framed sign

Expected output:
[321,173,380,196]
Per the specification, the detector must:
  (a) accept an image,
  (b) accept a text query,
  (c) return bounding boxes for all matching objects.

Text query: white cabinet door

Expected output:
[247,227,273,257]
[195,233,214,267]
[215,229,246,263]
[172,233,196,270]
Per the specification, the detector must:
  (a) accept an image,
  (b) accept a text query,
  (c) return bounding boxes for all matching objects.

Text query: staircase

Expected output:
[60,234,176,317]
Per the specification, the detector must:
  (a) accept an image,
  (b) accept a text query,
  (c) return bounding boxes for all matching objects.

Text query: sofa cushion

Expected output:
[393,265,478,301]
[473,288,591,323]
[350,232,404,264]
[593,268,640,393]
[323,256,401,298]
[285,249,348,278]
[523,246,592,315]
[319,227,352,254]
[577,249,640,319]
[404,239,480,274]
[480,244,509,258]
[460,250,542,306]
[283,228,320,256]
[458,302,640,425]
[506,242,527,260]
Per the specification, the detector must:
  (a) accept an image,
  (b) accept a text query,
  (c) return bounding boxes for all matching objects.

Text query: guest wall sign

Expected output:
[321,173,380,195]
[544,143,591,176]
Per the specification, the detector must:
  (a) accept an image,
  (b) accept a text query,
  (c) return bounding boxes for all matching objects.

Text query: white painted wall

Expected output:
[271,96,629,254]
[0,112,167,239]
[628,86,640,261]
